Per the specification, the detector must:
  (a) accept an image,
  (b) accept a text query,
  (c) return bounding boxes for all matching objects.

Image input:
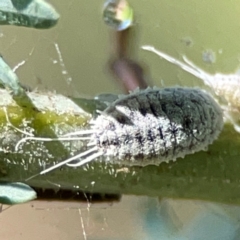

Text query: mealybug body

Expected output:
[18,87,223,176]
[92,87,223,163]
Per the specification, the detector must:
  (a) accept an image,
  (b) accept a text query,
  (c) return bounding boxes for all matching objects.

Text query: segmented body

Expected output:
[142,45,240,111]
[16,87,223,176]
[88,87,223,166]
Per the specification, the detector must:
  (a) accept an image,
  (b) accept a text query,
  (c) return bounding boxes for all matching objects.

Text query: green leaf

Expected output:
[0,182,36,205]
[0,0,59,29]
[0,56,22,96]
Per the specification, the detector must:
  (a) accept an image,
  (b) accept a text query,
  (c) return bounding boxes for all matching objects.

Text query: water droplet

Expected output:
[103,0,133,31]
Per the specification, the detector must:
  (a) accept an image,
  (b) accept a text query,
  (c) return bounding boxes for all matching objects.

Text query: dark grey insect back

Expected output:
[91,87,223,166]
[30,87,223,176]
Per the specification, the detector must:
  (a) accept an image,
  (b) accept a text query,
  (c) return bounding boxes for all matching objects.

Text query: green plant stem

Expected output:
[0,89,240,205]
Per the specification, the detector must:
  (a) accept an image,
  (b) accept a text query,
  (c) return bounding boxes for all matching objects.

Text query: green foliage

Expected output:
[0,182,36,204]
[0,0,59,29]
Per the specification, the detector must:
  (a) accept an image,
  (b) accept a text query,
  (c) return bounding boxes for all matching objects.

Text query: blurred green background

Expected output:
[1,0,240,97]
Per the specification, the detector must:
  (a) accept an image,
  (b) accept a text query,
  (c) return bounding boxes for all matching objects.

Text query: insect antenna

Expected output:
[3,106,101,178]
[3,106,94,151]
[25,146,100,181]
[141,45,214,88]
[63,129,95,137]
[15,133,92,151]
[3,107,34,137]
[15,130,94,151]
[40,146,99,174]
[66,151,102,167]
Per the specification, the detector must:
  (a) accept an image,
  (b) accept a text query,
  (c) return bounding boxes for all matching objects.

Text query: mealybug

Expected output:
[16,87,223,177]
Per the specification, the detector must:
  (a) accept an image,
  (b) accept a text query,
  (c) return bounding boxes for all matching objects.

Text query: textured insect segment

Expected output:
[93,87,223,162]
[142,45,240,111]
[20,87,223,177]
